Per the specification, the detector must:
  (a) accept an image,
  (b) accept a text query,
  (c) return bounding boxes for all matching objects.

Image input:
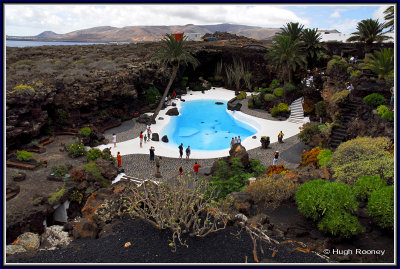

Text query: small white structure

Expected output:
[185,33,202,41]
[319,29,394,43]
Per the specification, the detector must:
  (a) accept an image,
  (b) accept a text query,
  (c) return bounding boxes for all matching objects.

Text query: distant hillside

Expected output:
[7,24,281,42]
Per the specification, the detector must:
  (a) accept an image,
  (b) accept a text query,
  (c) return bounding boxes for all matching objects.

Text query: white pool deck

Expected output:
[97,88,304,159]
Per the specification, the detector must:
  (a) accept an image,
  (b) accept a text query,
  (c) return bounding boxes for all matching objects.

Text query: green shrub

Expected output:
[353,175,387,201]
[254,97,262,107]
[48,187,66,204]
[193,85,205,91]
[314,101,327,118]
[326,56,349,75]
[83,161,109,187]
[261,87,273,93]
[68,141,87,158]
[144,86,161,106]
[377,105,389,116]
[296,180,363,239]
[86,148,103,161]
[363,93,386,108]
[13,84,35,94]
[350,70,361,78]
[52,164,70,178]
[381,110,394,122]
[273,87,283,97]
[180,76,189,87]
[367,186,394,229]
[249,159,266,177]
[330,90,349,104]
[248,100,254,108]
[284,82,296,93]
[271,103,289,117]
[236,91,247,100]
[317,210,365,239]
[16,150,34,162]
[298,122,320,144]
[269,79,280,89]
[264,93,276,102]
[328,137,394,185]
[79,127,91,137]
[277,103,289,112]
[55,108,68,127]
[317,149,333,167]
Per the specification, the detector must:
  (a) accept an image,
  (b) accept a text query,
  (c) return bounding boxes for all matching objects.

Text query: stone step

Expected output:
[287,119,304,123]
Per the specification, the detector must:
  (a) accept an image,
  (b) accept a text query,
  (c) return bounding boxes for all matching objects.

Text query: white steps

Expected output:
[288,97,305,123]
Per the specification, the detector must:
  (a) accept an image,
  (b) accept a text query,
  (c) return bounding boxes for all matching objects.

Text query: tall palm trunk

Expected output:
[151,64,179,121]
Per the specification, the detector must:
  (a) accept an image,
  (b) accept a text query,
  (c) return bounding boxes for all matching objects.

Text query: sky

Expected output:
[4,4,394,36]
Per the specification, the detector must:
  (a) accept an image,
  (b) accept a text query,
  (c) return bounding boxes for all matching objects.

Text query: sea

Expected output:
[6,40,130,47]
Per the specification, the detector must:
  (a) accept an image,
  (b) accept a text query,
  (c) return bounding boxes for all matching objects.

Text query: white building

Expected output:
[319,29,394,43]
[184,33,203,41]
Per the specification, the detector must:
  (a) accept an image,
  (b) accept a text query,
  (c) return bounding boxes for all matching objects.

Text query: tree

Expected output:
[151,34,199,121]
[346,19,390,54]
[383,6,394,32]
[265,35,306,84]
[361,48,394,80]
[301,28,326,68]
[277,22,304,42]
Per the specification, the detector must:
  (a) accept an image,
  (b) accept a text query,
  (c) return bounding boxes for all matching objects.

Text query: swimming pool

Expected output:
[163,99,257,150]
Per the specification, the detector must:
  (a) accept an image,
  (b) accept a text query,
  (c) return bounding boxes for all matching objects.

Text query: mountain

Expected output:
[7,24,281,42]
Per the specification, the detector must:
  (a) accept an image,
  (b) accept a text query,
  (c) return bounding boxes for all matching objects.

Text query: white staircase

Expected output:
[287,97,305,124]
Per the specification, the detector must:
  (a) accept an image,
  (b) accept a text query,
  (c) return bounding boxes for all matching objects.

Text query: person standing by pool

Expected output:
[238,136,242,144]
[147,128,152,141]
[149,146,155,162]
[234,137,238,144]
[112,133,117,148]
[231,138,235,147]
[178,143,184,159]
[273,151,279,165]
[117,152,122,168]
[139,131,144,148]
[193,162,201,180]
[155,156,162,174]
[186,146,191,159]
[278,131,284,143]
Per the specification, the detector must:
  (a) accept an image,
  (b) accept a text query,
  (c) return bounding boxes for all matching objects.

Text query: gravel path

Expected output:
[102,97,304,181]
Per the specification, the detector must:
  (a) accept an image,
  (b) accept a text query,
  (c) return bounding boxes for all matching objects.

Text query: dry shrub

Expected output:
[266,164,288,176]
[302,99,315,114]
[71,168,86,182]
[246,175,299,210]
[301,147,322,166]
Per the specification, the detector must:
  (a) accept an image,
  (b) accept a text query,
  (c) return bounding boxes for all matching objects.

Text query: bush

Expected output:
[266,164,288,176]
[284,82,296,93]
[330,90,349,104]
[249,159,266,177]
[254,97,262,107]
[193,85,205,91]
[381,110,394,122]
[314,101,327,119]
[68,141,87,158]
[271,103,289,117]
[261,87,273,93]
[363,93,386,108]
[83,161,109,187]
[246,175,298,209]
[180,76,189,87]
[376,105,389,116]
[247,100,254,108]
[144,86,161,106]
[296,180,363,239]
[51,164,70,178]
[298,122,320,145]
[13,84,35,94]
[273,87,283,97]
[317,210,365,239]
[55,108,68,127]
[16,150,34,162]
[317,149,333,167]
[236,91,247,100]
[269,79,280,89]
[86,148,103,161]
[79,127,91,137]
[327,137,394,185]
[302,99,315,114]
[263,93,276,102]
[71,168,86,182]
[353,175,387,201]
[301,147,322,166]
[367,186,394,229]
[48,187,66,204]
[326,56,349,75]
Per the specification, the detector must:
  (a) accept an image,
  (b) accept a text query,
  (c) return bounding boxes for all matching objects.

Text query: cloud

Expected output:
[330,10,341,18]
[5,4,309,36]
[330,18,359,34]
[373,5,392,22]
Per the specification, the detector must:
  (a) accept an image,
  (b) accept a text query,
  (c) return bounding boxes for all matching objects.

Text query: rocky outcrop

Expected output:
[40,225,72,249]
[228,144,250,168]
[161,135,169,143]
[229,192,253,216]
[166,108,179,116]
[12,232,40,251]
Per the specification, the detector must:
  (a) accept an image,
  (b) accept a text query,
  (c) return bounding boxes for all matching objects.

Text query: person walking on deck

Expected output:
[273,151,279,165]
[117,152,122,168]
[112,133,117,148]
[139,131,144,148]
[278,131,284,143]
[149,146,155,162]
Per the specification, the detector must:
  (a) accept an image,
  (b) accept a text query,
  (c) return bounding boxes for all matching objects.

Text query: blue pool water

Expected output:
[163,99,257,150]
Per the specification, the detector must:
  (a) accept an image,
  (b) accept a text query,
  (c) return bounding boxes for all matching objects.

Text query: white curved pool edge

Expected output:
[96,88,303,159]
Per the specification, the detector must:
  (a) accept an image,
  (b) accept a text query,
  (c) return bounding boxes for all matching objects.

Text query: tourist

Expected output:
[234,137,238,144]
[349,55,354,64]
[139,131,144,148]
[231,138,235,147]
[346,82,354,92]
[172,90,176,99]
[178,166,183,177]
[186,146,191,159]
[354,56,358,64]
[193,161,201,180]
[117,152,122,168]
[273,151,279,165]
[147,128,152,141]
[165,96,168,106]
[112,133,117,148]
[144,133,147,143]
[149,146,155,162]
[155,156,162,174]
[178,143,184,158]
[278,131,284,143]
[238,136,241,144]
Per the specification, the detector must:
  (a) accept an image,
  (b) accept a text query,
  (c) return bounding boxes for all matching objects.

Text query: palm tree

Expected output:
[383,6,394,32]
[277,22,304,41]
[151,34,199,121]
[346,19,390,54]
[361,48,394,80]
[301,28,326,69]
[265,35,307,84]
